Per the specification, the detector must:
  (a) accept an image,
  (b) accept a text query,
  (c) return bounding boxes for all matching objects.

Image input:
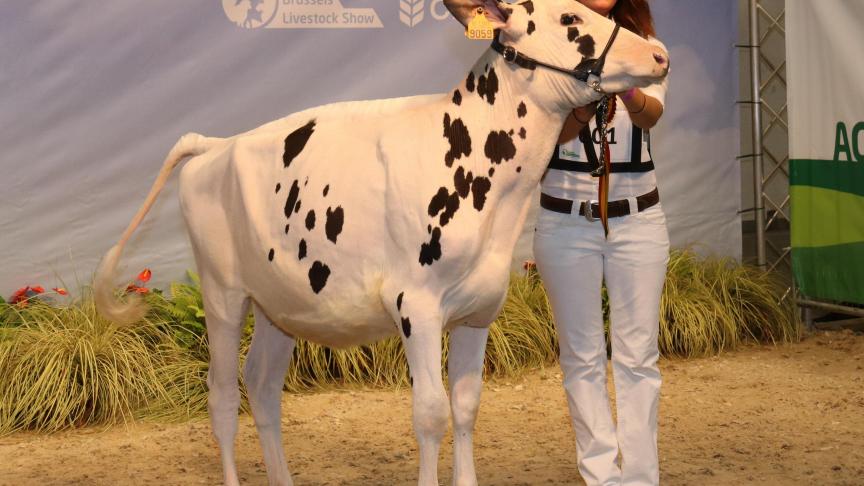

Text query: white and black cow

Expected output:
[95,1,668,485]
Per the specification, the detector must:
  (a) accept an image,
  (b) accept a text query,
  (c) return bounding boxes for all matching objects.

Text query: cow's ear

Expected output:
[444,0,511,29]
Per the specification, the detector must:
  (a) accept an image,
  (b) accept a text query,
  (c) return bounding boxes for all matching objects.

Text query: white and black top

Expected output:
[542,37,669,203]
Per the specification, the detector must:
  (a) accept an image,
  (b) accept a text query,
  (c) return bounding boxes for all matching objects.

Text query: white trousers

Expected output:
[533,204,670,486]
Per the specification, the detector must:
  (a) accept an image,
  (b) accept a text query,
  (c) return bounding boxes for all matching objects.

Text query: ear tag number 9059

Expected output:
[466,7,494,40]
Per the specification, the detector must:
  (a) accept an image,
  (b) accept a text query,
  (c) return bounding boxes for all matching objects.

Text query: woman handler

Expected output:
[532,1,669,485]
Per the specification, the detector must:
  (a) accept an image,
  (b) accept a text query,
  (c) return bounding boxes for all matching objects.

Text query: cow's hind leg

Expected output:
[201,278,249,486]
[244,305,296,486]
[448,325,489,486]
[400,313,449,486]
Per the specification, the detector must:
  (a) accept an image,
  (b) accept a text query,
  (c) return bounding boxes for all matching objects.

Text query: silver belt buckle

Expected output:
[583,200,597,222]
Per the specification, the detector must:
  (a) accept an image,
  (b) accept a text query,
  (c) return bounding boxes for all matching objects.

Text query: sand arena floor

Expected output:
[2,330,863,485]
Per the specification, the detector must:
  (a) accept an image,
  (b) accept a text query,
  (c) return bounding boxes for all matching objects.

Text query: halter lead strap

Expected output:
[490,24,621,91]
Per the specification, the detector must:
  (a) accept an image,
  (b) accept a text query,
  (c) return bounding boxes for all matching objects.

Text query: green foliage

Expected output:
[0,249,800,433]
[147,271,209,361]
[0,295,207,435]
[659,249,800,357]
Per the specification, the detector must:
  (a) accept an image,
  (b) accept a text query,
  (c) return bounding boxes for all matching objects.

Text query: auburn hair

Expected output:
[610,0,656,38]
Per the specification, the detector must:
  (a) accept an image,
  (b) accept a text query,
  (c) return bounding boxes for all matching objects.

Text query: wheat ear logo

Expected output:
[400,0,425,27]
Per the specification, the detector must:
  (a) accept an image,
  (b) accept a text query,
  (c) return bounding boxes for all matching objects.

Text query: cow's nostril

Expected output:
[654,53,666,65]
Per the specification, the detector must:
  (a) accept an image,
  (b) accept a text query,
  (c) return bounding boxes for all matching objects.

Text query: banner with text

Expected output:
[787,0,864,304]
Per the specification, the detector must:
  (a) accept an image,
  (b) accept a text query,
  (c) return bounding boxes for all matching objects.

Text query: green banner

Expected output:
[790,159,864,304]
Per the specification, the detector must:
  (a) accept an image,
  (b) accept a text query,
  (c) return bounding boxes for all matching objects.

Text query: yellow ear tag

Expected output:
[466,7,494,40]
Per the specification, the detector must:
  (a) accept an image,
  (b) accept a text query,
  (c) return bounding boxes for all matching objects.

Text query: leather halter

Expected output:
[491,23,621,93]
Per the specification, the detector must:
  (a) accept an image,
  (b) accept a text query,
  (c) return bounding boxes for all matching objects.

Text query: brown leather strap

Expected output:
[540,188,660,219]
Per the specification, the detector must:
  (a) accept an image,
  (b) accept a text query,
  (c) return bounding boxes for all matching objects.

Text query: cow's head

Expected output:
[445,0,669,109]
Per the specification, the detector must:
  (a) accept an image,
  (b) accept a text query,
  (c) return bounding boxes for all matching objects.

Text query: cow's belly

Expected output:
[181,122,398,348]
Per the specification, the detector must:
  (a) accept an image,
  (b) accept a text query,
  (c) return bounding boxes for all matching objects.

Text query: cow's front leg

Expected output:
[400,313,449,486]
[448,325,489,486]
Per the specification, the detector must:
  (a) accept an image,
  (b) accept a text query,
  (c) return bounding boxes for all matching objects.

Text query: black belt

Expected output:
[540,188,660,220]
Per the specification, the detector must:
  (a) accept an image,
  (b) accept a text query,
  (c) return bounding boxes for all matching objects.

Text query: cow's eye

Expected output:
[561,13,581,25]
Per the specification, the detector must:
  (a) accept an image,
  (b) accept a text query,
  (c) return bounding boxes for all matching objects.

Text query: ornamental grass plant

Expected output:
[0,248,799,433]
[0,295,209,434]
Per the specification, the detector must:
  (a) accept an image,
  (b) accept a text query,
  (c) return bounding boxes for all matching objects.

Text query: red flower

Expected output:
[137,269,152,283]
[53,287,68,296]
[10,286,30,305]
[125,284,149,295]
[30,286,45,294]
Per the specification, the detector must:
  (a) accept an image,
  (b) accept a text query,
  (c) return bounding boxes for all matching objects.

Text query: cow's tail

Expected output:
[94,132,221,326]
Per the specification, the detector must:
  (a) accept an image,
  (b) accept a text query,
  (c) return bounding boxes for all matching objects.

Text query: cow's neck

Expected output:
[450,50,583,226]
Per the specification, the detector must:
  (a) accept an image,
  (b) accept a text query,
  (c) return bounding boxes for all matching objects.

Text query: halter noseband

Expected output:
[491,23,621,93]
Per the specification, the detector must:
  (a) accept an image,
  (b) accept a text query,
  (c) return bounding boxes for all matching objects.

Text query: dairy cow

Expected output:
[95,1,668,484]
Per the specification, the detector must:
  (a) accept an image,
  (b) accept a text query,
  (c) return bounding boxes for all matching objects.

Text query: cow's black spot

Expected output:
[401,317,412,338]
[284,180,300,219]
[304,177,308,187]
[308,261,330,294]
[428,187,459,226]
[325,206,344,243]
[294,200,301,214]
[519,127,527,139]
[452,89,462,106]
[471,176,492,211]
[518,101,528,118]
[396,292,404,311]
[502,6,513,17]
[466,72,476,92]
[527,20,536,35]
[285,224,290,234]
[521,1,534,15]
[576,35,596,58]
[443,113,472,167]
[323,184,330,197]
[509,129,515,136]
[567,26,581,42]
[440,191,460,226]
[454,166,474,199]
[477,68,499,105]
[305,210,316,230]
[275,183,281,194]
[516,166,523,173]
[419,227,442,266]
[268,248,274,261]
[485,130,517,164]
[283,120,316,168]
[428,187,449,217]
[488,167,495,177]
[298,239,307,260]
[427,224,432,234]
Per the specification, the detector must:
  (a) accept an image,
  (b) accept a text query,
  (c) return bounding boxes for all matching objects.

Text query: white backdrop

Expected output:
[0,1,740,296]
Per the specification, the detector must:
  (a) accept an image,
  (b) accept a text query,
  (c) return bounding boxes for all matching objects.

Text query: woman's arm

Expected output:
[557,87,664,145]
[557,102,597,144]
[620,88,664,129]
